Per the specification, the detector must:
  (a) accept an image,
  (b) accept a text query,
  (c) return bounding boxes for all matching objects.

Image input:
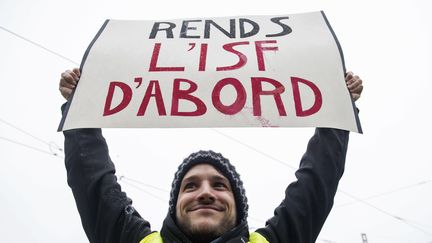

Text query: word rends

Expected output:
[149,17,292,39]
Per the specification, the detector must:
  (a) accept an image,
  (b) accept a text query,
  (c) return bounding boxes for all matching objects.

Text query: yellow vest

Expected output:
[140,231,269,243]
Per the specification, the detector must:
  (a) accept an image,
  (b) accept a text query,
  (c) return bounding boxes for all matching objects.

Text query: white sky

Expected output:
[1,0,432,243]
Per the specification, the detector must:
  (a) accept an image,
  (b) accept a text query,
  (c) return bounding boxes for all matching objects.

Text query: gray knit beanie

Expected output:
[168,150,248,224]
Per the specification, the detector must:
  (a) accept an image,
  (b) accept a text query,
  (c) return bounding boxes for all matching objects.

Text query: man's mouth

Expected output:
[189,205,223,212]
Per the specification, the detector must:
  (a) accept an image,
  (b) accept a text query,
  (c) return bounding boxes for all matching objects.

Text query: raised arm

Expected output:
[255,72,363,243]
[59,69,152,243]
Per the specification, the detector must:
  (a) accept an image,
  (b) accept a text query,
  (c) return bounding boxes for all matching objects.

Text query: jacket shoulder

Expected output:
[249,232,269,243]
[140,232,163,243]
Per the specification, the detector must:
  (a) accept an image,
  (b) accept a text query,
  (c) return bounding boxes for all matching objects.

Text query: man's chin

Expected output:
[187,221,222,242]
[190,218,220,232]
[177,213,236,240]
[180,217,224,238]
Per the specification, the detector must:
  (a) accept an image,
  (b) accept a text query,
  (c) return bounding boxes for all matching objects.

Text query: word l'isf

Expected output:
[149,40,279,72]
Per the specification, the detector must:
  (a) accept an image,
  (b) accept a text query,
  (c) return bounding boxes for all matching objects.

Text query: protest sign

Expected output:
[58,11,362,133]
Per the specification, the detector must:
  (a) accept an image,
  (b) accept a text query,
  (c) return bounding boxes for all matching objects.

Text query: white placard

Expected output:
[59,11,362,133]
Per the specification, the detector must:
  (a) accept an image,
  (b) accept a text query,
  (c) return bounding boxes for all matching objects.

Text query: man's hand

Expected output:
[59,68,80,100]
[345,71,363,102]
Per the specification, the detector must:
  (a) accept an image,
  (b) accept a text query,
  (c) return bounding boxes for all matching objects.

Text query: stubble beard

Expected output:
[178,215,236,243]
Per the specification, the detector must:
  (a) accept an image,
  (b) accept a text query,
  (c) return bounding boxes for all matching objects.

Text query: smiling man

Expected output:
[59,69,363,243]
[169,152,248,243]
[176,165,236,237]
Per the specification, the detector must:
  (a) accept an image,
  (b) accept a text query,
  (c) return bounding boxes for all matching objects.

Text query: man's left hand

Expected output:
[345,71,363,102]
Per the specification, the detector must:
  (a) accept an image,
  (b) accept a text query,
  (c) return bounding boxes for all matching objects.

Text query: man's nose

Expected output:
[197,182,215,202]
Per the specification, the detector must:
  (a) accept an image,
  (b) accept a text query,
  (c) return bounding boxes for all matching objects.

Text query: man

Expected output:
[59,69,363,243]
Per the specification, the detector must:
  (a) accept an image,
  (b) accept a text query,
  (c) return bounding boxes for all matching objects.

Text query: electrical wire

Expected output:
[120,176,272,229]
[317,239,337,243]
[119,175,266,225]
[212,128,432,236]
[120,179,167,202]
[0,25,79,65]
[0,136,62,158]
[119,175,169,193]
[2,23,430,239]
[211,128,297,170]
[336,179,432,208]
[0,24,301,229]
[0,117,58,146]
[340,190,432,236]
[0,117,64,157]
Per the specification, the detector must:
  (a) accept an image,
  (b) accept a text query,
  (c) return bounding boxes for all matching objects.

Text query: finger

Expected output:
[345,71,354,82]
[60,70,76,83]
[60,71,77,88]
[350,84,364,94]
[347,75,360,87]
[349,81,363,102]
[72,67,81,78]
[66,70,80,82]
[59,86,73,100]
[347,77,362,89]
[351,93,361,102]
[60,75,76,89]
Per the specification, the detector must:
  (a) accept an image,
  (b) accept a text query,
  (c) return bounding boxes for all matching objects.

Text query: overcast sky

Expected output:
[1,0,432,242]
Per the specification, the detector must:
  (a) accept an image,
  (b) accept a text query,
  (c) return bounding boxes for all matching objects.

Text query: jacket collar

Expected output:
[160,213,249,243]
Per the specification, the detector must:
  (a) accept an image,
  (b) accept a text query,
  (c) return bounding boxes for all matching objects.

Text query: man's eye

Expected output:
[184,183,196,191]
[214,182,227,189]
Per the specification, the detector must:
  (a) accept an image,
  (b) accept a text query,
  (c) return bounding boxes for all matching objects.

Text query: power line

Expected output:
[0,22,307,223]
[124,171,432,237]
[0,117,57,147]
[336,179,432,208]
[3,23,429,238]
[340,190,432,237]
[0,24,279,228]
[119,175,266,225]
[211,128,297,170]
[0,117,64,156]
[212,128,432,237]
[120,179,167,202]
[0,25,79,65]
[0,136,62,158]
[49,141,64,156]
[318,239,337,243]
[119,175,169,193]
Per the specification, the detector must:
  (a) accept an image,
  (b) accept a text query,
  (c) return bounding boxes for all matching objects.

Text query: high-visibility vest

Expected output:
[140,231,269,243]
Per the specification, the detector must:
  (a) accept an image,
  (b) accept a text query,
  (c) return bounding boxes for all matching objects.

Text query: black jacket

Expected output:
[64,123,349,243]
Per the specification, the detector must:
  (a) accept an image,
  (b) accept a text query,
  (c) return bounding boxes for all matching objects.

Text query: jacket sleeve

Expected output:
[255,128,349,243]
[63,114,152,242]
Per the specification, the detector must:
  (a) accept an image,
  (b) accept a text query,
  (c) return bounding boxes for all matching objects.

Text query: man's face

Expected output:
[176,164,237,241]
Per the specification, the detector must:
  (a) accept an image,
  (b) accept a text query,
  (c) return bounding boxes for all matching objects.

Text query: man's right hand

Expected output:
[59,68,80,100]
